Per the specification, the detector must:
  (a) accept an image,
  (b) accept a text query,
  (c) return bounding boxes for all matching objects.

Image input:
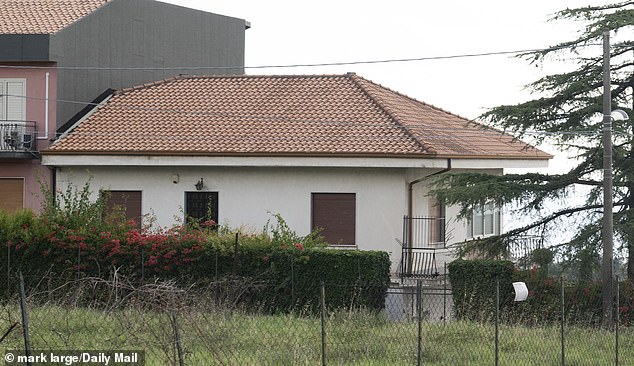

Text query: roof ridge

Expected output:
[52,0,111,34]
[115,75,188,95]
[113,73,361,95]
[351,75,517,146]
[348,74,436,155]
[355,75,493,129]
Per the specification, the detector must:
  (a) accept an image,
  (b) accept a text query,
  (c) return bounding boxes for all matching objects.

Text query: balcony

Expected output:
[398,216,446,280]
[508,234,545,269]
[0,121,38,158]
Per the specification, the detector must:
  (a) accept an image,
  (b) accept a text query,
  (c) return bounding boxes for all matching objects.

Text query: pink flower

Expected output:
[294,243,304,250]
[201,219,217,228]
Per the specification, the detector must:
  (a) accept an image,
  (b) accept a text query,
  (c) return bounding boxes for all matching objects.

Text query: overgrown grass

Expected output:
[1,303,632,365]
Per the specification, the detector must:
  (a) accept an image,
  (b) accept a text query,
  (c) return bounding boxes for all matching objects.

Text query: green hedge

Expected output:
[448,259,634,326]
[1,209,390,312]
[447,259,515,321]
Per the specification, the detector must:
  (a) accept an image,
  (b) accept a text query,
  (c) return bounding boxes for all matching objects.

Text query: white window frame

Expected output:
[0,78,26,121]
[468,203,501,238]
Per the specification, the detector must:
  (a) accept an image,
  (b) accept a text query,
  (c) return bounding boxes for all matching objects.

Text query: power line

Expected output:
[0,44,603,71]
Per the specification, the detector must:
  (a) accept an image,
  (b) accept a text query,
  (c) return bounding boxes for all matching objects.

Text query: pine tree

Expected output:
[431,2,634,281]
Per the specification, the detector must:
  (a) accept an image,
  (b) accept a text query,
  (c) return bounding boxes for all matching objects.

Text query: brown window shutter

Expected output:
[312,193,355,245]
[0,178,24,213]
[104,191,142,230]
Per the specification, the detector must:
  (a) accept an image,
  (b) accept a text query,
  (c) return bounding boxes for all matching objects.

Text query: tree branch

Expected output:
[502,203,625,238]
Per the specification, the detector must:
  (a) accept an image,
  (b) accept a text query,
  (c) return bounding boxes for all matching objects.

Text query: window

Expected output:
[311,193,355,245]
[185,191,218,225]
[468,203,501,238]
[0,178,24,213]
[428,196,446,244]
[0,79,26,121]
[103,191,142,230]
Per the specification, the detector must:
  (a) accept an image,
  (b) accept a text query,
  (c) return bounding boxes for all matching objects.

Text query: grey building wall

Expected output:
[50,0,247,127]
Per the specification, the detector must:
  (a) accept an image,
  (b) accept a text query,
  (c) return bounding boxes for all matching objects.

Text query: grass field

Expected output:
[1,304,633,365]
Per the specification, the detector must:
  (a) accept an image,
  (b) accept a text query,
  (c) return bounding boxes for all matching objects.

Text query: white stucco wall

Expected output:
[56,165,418,269]
[54,164,512,274]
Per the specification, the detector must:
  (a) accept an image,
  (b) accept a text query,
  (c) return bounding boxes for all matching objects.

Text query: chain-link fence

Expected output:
[1,272,633,365]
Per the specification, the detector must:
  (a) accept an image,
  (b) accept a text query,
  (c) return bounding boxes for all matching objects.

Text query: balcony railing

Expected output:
[399,216,446,279]
[402,216,446,248]
[508,234,545,269]
[0,121,38,154]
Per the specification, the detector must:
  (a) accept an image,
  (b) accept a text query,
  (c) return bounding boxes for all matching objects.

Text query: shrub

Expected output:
[448,259,515,321]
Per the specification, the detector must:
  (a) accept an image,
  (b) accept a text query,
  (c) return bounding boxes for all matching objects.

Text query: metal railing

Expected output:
[508,234,544,269]
[399,216,446,279]
[402,216,446,248]
[399,247,440,279]
[0,120,38,153]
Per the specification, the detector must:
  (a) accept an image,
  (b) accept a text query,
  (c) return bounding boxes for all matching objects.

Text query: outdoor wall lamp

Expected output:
[195,178,204,191]
[171,173,179,184]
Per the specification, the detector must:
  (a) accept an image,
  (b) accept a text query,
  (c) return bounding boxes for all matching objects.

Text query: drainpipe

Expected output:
[37,72,50,141]
[407,158,452,248]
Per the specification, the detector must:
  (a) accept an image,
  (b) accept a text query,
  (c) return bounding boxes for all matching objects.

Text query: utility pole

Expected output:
[601,30,614,329]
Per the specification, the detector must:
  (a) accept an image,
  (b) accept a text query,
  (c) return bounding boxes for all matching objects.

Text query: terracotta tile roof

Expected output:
[48,74,551,159]
[0,0,108,34]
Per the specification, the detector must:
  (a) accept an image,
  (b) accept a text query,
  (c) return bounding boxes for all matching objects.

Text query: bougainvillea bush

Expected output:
[1,184,390,311]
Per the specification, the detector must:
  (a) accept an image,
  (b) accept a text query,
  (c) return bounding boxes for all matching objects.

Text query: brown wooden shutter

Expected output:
[311,193,355,245]
[0,178,24,213]
[104,191,142,230]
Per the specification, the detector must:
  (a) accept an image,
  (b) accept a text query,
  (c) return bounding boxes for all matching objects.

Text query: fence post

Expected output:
[443,262,447,325]
[320,280,327,366]
[560,275,565,366]
[291,255,295,305]
[215,251,220,306]
[417,280,422,366]
[6,244,10,291]
[77,241,81,281]
[232,233,239,276]
[18,272,31,365]
[170,311,184,366]
[614,276,621,366]
[495,278,499,366]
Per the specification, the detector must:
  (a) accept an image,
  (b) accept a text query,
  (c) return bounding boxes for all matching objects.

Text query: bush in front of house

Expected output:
[447,259,515,321]
[1,184,391,311]
[448,259,634,326]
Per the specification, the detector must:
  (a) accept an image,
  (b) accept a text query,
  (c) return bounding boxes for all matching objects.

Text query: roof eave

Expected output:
[40,150,435,158]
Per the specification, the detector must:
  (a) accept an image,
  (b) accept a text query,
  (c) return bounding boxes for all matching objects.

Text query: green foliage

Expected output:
[430,2,634,281]
[0,186,389,311]
[262,249,391,311]
[447,259,515,321]
[448,259,634,326]
[510,270,634,326]
[532,247,554,277]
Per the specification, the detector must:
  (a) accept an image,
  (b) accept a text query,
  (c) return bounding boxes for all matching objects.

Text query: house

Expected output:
[0,0,248,213]
[41,73,551,274]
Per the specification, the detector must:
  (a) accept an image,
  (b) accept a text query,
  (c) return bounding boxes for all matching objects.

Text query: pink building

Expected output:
[0,66,56,212]
[0,0,247,213]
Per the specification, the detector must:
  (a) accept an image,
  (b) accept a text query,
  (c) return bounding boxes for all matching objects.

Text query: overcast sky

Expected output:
[162,0,616,172]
